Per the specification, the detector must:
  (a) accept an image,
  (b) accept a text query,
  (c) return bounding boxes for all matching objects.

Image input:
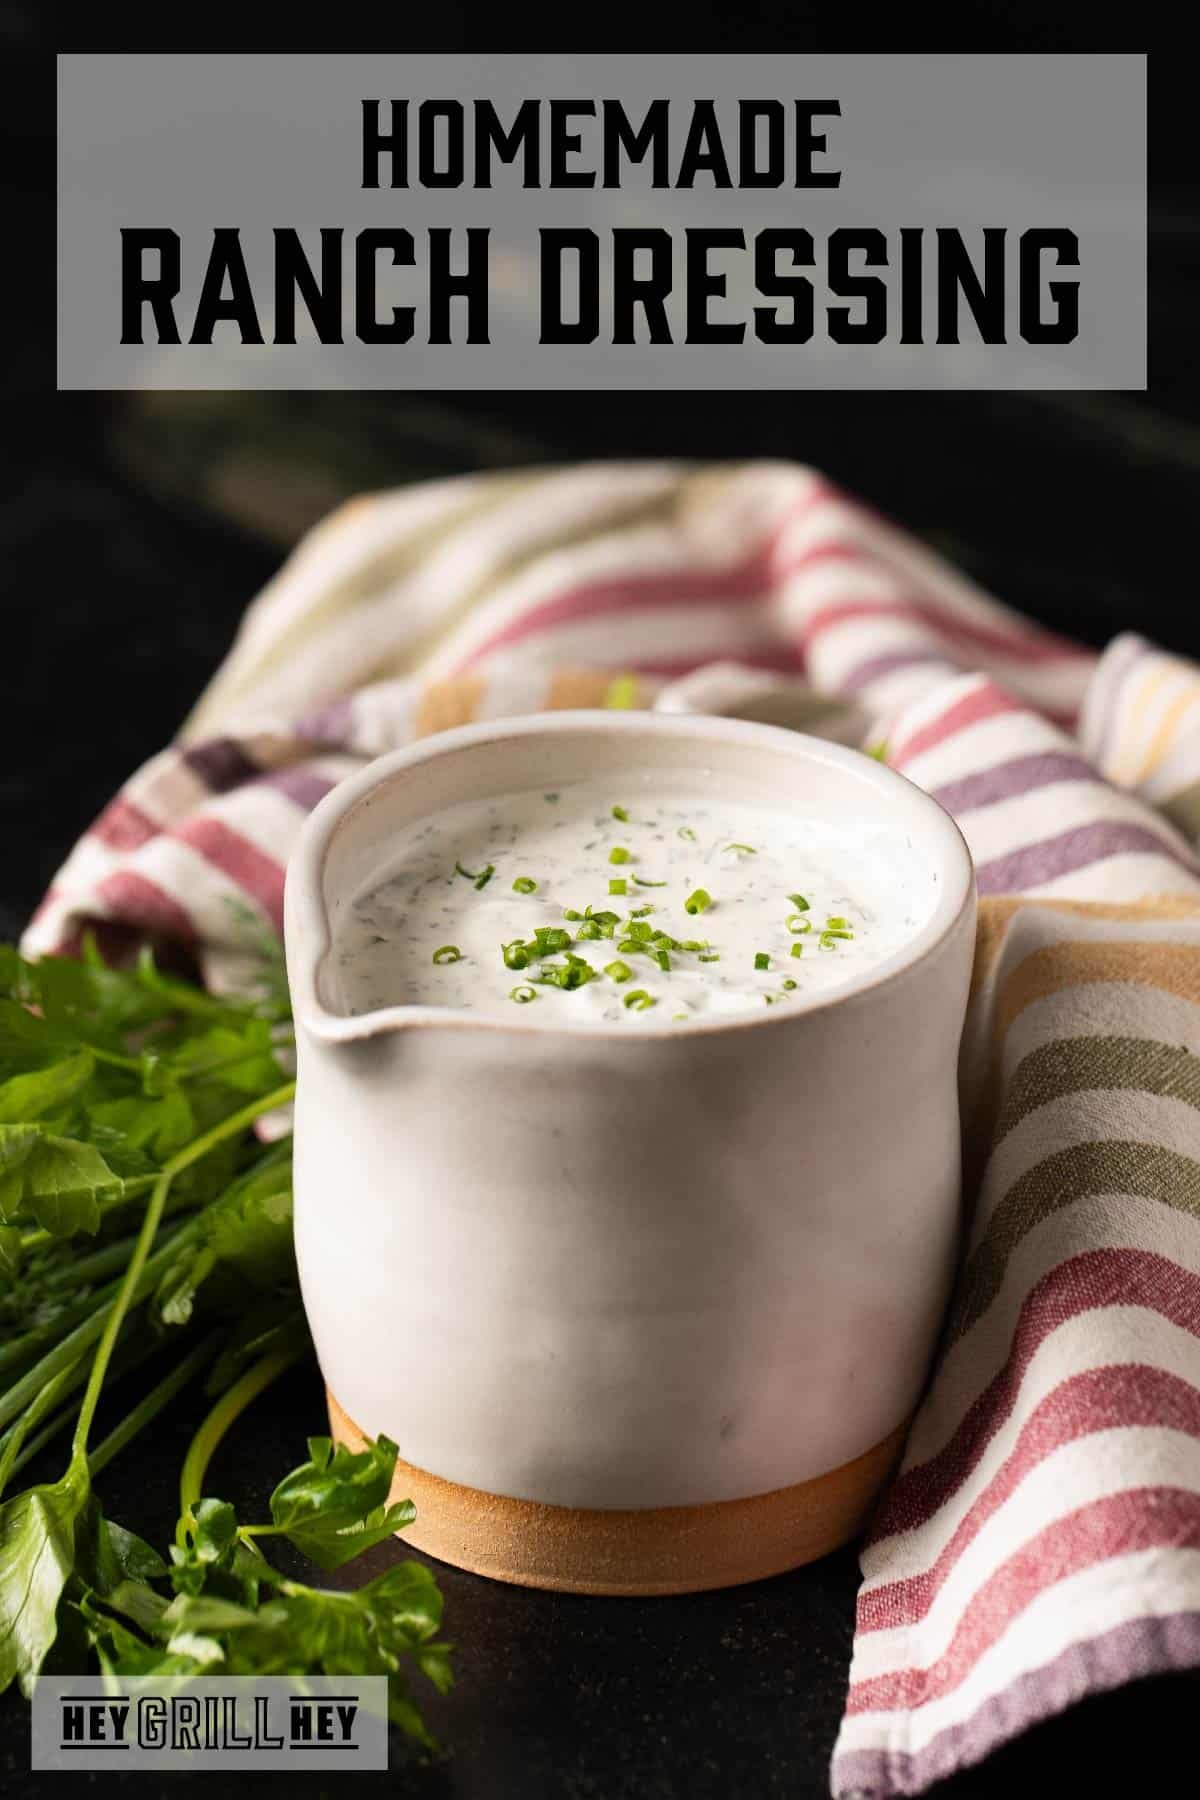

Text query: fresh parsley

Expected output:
[0,940,450,1748]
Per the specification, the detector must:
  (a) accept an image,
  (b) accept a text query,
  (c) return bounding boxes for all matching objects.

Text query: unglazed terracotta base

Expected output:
[328,1391,908,1596]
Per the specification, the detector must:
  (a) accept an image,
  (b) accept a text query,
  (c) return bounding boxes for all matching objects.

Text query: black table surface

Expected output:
[7,22,1200,1777]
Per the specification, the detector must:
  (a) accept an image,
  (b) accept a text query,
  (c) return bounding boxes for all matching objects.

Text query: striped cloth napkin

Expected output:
[21,463,1200,1796]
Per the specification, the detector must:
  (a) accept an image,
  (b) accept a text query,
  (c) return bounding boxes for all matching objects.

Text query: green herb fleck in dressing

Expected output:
[335,777,928,1026]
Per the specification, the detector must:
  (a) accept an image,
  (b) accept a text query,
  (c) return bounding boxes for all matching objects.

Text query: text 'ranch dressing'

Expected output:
[331,775,934,1027]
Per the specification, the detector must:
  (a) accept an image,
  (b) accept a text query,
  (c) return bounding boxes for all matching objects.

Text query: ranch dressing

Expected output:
[331,775,932,1026]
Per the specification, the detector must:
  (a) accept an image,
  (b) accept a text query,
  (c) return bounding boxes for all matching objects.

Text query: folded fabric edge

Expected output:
[831,1605,1200,1799]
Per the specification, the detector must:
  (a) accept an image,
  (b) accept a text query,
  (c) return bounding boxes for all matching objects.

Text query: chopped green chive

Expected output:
[609,846,631,865]
[754,952,770,971]
[474,864,495,890]
[533,926,572,954]
[623,989,656,1011]
[786,914,812,935]
[544,792,559,803]
[605,959,633,983]
[502,941,530,970]
[677,825,698,841]
[698,952,720,963]
[630,904,655,917]
[782,978,798,991]
[563,908,583,921]
[826,916,851,930]
[512,876,538,895]
[632,876,668,887]
[534,954,600,990]
[509,984,537,1004]
[819,930,851,950]
[685,888,712,915]
[680,938,708,952]
[575,919,602,940]
[790,942,804,960]
[673,1012,689,1021]
[432,945,462,965]
[655,949,671,972]
[725,843,758,856]
[788,893,810,912]
[626,921,653,941]
[612,804,630,822]
[609,877,628,896]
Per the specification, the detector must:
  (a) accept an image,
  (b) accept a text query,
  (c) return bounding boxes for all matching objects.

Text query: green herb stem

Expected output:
[0,1363,79,1499]
[86,1046,144,1074]
[182,1042,296,1088]
[72,1083,297,1464]
[88,1332,225,1481]
[178,1337,306,1539]
[0,1327,178,1489]
[0,1275,128,1381]
[39,1222,189,1294]
[0,1223,202,1434]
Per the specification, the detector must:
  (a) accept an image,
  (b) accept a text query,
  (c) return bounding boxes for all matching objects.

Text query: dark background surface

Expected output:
[4,13,1200,1799]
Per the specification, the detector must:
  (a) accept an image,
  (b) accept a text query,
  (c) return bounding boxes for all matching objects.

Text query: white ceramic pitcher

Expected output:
[284,712,976,1593]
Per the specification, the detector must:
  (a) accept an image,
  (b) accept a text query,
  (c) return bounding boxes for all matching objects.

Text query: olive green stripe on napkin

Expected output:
[359,480,689,689]
[994,1039,1200,1142]
[990,938,1200,1046]
[1164,778,1200,845]
[209,471,542,708]
[950,1140,1200,1342]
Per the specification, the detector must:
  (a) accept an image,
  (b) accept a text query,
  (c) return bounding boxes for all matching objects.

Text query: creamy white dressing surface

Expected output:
[331,775,933,1026]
